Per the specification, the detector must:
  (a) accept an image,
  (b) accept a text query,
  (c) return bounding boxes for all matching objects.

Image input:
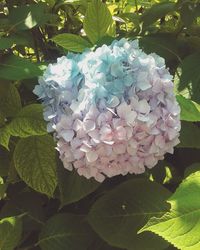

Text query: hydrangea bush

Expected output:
[1,0,200,249]
[34,39,180,182]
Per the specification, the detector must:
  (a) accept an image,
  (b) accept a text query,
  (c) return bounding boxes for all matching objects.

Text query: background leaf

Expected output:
[179,53,200,102]
[0,55,43,80]
[8,3,51,30]
[141,2,176,28]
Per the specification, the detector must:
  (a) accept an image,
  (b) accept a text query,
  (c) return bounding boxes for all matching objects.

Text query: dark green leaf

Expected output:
[0,149,9,177]
[88,178,171,250]
[58,163,100,207]
[179,53,200,102]
[0,55,43,80]
[0,81,21,117]
[7,104,47,138]
[178,122,200,149]
[14,135,57,197]
[141,2,175,28]
[139,34,180,63]
[184,163,200,178]
[179,2,200,27]
[9,3,51,30]
[0,216,22,250]
[0,177,7,200]
[39,213,95,250]
[0,35,28,50]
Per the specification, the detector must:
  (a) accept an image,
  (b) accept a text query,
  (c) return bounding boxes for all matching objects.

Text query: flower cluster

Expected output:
[34,38,181,182]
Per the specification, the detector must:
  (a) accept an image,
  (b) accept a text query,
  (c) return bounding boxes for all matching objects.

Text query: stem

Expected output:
[135,0,138,14]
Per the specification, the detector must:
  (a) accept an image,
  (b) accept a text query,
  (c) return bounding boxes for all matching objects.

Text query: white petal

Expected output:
[125,110,137,125]
[80,144,91,153]
[73,119,83,131]
[137,72,151,90]
[137,99,150,114]
[83,119,96,132]
[113,144,126,154]
[60,130,74,142]
[86,151,98,162]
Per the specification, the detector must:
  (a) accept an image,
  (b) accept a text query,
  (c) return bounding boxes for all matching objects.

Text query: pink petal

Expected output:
[113,144,126,154]
[115,126,126,140]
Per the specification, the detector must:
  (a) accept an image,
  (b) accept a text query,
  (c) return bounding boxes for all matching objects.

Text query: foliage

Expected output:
[0,0,200,249]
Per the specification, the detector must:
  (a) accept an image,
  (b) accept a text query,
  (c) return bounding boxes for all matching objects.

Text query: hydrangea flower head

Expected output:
[34,38,181,182]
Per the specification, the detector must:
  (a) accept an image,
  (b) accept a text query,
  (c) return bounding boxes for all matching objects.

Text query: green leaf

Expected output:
[83,0,112,44]
[184,163,200,178]
[0,35,28,50]
[0,81,22,117]
[52,33,92,52]
[7,104,47,138]
[141,2,175,28]
[176,95,200,121]
[179,2,200,27]
[58,163,100,207]
[88,178,171,250]
[0,177,7,200]
[0,216,22,250]
[0,55,43,80]
[39,213,95,250]
[139,34,180,63]
[14,135,57,197]
[0,149,9,177]
[0,127,10,150]
[140,171,200,250]
[179,53,200,102]
[178,122,200,149]
[0,191,45,227]
[8,3,51,30]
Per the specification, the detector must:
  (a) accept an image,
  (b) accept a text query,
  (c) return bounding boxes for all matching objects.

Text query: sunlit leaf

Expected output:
[52,33,92,52]
[83,0,112,44]
[140,171,200,250]
[176,95,200,121]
